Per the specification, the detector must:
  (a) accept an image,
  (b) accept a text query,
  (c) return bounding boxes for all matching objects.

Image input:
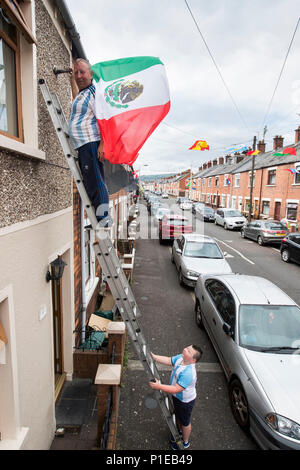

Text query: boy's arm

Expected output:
[149,379,184,394]
[150,352,172,366]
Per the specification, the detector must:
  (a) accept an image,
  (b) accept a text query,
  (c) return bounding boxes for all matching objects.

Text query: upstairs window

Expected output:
[267,169,276,185]
[0,1,36,141]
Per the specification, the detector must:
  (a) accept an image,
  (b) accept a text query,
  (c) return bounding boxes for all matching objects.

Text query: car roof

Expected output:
[183,234,215,243]
[164,214,188,220]
[202,274,296,306]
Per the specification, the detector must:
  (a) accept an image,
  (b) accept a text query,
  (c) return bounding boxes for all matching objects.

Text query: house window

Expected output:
[295,172,300,184]
[0,10,20,139]
[208,177,212,187]
[262,201,270,216]
[215,176,219,187]
[234,173,240,187]
[286,203,298,221]
[267,169,276,185]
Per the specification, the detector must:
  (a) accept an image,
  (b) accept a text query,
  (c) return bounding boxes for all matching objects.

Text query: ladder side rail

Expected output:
[38,79,184,449]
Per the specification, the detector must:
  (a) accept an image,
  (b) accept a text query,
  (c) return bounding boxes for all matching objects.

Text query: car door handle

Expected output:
[213,318,216,325]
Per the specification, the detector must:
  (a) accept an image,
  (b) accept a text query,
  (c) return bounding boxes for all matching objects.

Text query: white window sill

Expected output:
[0,427,29,450]
[0,135,45,161]
[85,276,99,306]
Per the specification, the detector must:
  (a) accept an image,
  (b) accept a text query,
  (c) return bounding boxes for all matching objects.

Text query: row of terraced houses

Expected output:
[155,131,300,226]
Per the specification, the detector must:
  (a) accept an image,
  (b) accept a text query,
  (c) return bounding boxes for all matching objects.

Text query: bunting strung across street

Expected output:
[189,140,209,151]
[273,147,297,157]
[226,145,248,153]
[225,177,231,185]
[247,150,260,156]
[92,56,170,165]
[283,168,297,175]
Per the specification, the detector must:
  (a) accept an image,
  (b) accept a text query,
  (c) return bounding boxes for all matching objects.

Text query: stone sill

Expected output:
[0,427,29,450]
[0,134,45,161]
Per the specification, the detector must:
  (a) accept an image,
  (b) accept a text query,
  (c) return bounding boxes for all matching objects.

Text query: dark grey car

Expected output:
[241,219,288,246]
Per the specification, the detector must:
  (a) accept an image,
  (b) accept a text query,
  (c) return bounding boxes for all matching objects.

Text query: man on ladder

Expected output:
[69,58,111,227]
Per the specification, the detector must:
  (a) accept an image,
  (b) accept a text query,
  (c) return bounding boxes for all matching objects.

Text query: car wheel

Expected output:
[215,219,218,225]
[178,270,185,287]
[224,223,228,230]
[195,300,204,329]
[229,379,250,429]
[257,235,264,246]
[241,229,245,238]
[281,249,290,263]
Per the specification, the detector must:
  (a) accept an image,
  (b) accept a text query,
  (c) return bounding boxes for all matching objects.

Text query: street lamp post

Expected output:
[248,136,256,222]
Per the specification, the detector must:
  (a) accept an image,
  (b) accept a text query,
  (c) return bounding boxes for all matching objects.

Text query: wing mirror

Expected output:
[223,322,234,337]
[223,251,228,257]
[176,248,182,254]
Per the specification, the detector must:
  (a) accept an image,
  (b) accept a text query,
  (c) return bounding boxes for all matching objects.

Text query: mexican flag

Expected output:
[91,56,170,165]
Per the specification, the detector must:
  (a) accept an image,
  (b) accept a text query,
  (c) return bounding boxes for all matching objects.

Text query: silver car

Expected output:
[194,273,300,450]
[171,234,232,287]
[241,219,288,246]
[215,208,247,230]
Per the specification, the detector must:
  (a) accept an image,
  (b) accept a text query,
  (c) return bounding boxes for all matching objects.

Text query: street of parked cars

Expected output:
[143,189,300,450]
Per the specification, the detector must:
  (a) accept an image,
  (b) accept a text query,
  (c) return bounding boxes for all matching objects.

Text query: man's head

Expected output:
[74,58,93,91]
[182,345,203,364]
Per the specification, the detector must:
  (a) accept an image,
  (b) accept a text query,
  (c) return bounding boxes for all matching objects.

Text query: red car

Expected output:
[159,214,192,244]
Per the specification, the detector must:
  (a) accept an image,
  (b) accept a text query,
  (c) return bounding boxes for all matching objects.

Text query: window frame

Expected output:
[0,20,23,141]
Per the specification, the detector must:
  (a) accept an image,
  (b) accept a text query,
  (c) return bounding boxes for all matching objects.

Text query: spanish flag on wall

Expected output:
[189,140,209,151]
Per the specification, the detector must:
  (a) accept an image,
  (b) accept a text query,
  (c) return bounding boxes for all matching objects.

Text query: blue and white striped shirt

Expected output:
[170,354,197,403]
[68,84,101,149]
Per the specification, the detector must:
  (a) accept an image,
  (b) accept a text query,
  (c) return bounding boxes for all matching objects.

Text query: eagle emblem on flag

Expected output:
[104,79,144,109]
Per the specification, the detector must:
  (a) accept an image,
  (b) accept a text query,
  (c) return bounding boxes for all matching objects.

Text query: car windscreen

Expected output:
[239,304,300,352]
[204,208,214,213]
[168,219,189,226]
[264,222,286,230]
[184,242,223,258]
[224,210,242,217]
[157,209,170,216]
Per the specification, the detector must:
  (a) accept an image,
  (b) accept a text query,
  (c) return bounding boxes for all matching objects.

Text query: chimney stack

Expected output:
[218,157,224,165]
[203,163,207,170]
[295,125,300,144]
[257,140,266,154]
[198,166,203,171]
[207,161,212,168]
[273,135,284,150]
[213,159,218,166]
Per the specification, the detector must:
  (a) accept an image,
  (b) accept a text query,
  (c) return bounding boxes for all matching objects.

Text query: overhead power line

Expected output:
[260,17,300,134]
[184,0,250,132]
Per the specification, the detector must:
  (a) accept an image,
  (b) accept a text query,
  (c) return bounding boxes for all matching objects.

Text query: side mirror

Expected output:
[176,248,182,255]
[223,322,234,337]
[223,251,228,257]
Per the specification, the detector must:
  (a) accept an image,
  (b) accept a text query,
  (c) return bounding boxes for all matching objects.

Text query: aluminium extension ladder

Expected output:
[39,78,184,450]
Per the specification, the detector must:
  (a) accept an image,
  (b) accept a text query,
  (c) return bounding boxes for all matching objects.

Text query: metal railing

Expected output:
[100,343,116,450]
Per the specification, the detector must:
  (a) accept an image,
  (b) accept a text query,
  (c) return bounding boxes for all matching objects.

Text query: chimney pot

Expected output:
[257,140,266,154]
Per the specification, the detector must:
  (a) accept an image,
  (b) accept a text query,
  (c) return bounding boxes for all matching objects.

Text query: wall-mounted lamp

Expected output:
[46,256,67,283]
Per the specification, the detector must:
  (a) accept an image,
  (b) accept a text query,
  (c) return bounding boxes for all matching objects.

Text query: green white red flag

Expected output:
[91,56,170,165]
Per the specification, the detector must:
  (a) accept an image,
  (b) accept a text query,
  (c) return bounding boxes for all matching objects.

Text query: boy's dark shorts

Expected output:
[172,396,195,426]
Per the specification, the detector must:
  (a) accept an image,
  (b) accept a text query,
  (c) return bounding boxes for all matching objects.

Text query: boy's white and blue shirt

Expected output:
[170,354,197,403]
[69,83,101,149]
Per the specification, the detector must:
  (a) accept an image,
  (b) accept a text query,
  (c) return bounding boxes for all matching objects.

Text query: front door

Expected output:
[274,202,281,220]
[52,274,64,394]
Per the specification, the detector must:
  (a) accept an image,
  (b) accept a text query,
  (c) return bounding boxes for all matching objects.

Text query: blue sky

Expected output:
[65,0,300,175]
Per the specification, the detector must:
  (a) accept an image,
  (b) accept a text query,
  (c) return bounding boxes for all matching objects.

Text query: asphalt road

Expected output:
[116,196,300,450]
